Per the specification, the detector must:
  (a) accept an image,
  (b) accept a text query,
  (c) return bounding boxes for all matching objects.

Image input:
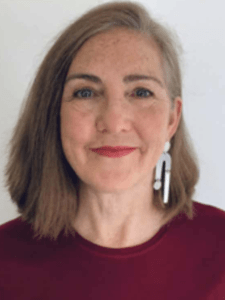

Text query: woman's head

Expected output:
[60,27,182,198]
[5,1,199,240]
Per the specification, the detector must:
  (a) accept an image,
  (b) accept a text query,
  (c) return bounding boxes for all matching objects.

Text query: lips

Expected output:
[92,146,136,151]
[90,146,137,158]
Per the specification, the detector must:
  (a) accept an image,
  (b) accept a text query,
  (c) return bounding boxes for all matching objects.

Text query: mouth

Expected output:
[91,146,137,151]
[90,147,137,158]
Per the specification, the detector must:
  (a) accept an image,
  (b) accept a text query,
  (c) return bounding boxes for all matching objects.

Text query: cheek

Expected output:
[60,105,92,150]
[137,109,169,168]
[138,106,169,142]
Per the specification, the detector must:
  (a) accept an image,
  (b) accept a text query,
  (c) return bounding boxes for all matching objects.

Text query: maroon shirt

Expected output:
[0,201,225,299]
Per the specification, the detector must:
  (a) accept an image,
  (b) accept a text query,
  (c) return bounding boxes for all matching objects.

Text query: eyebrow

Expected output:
[65,73,164,88]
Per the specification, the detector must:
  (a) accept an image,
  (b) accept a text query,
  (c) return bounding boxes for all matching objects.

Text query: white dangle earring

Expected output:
[153,141,171,204]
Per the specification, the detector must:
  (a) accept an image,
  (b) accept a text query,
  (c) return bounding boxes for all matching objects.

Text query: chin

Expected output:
[86,171,142,193]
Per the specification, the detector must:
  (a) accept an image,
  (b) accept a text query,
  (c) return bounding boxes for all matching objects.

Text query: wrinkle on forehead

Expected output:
[71,28,164,78]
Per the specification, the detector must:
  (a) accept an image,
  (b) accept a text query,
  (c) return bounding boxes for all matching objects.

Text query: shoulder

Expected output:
[170,201,225,246]
[0,217,65,267]
[0,217,24,230]
[192,200,225,225]
[0,217,30,239]
[178,201,225,244]
[0,217,71,257]
[0,217,34,252]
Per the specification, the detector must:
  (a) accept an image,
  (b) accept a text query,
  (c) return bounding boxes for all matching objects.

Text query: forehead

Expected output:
[68,28,164,77]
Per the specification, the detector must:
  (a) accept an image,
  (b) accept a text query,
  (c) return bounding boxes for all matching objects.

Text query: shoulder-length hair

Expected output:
[5,1,199,240]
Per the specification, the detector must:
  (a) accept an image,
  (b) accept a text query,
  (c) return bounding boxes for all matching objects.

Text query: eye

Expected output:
[73,88,94,98]
[133,88,154,98]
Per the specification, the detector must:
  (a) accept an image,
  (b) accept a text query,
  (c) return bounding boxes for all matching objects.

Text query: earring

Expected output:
[153,141,171,204]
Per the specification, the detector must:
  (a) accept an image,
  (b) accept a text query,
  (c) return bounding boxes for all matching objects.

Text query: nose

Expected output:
[96,96,132,134]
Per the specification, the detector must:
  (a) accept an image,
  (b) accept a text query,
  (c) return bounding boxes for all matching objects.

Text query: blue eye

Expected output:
[135,88,153,98]
[73,88,93,98]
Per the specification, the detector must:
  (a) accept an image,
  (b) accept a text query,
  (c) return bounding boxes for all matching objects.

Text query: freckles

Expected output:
[138,107,167,137]
[61,106,83,140]
[70,112,95,143]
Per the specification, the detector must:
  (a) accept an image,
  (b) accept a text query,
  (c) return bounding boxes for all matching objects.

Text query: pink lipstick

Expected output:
[90,146,137,158]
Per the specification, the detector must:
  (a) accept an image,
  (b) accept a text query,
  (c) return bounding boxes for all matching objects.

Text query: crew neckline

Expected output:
[74,221,171,258]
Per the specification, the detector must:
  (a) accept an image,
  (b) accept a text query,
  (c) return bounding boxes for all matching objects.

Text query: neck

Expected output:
[73,180,164,248]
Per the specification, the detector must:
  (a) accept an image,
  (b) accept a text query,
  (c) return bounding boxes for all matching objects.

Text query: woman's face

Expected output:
[60,28,182,192]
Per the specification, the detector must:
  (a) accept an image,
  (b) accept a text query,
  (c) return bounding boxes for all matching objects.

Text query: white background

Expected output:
[0,0,225,225]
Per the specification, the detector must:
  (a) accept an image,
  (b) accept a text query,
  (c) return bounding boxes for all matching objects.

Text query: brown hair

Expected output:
[5,1,199,240]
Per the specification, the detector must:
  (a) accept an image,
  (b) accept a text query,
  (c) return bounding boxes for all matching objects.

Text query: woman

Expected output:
[0,2,224,299]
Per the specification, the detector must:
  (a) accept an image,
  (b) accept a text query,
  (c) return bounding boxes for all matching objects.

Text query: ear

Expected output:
[167,97,182,140]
